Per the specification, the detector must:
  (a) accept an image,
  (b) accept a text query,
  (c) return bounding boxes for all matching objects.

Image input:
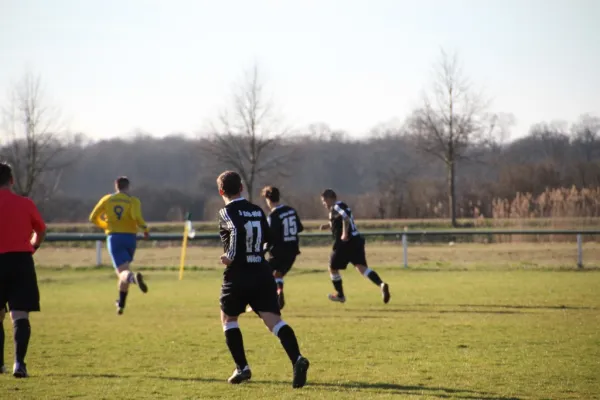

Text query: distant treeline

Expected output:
[3,119,600,223]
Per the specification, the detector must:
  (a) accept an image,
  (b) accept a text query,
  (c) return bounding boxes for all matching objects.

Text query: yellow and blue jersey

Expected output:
[89,193,149,235]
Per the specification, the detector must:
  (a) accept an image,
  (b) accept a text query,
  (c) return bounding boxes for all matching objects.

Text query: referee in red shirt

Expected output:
[0,162,46,378]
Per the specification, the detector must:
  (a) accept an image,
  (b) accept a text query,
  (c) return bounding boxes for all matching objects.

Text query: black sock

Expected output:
[14,319,31,364]
[365,269,383,286]
[276,324,301,365]
[224,328,248,371]
[0,322,4,367]
[118,291,128,308]
[332,278,345,297]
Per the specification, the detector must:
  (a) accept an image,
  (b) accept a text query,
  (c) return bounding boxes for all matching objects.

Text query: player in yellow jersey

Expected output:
[89,177,149,315]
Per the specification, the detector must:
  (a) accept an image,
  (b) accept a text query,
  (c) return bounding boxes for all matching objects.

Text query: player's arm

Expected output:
[29,199,47,251]
[265,214,279,251]
[319,221,331,230]
[132,198,150,236]
[295,212,304,233]
[261,211,272,250]
[219,208,240,266]
[89,195,109,230]
[333,204,351,240]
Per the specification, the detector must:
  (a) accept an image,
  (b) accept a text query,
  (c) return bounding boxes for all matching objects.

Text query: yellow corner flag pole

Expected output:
[179,212,193,281]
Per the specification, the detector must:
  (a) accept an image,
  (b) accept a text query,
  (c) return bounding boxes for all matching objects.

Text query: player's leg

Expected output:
[6,253,41,378]
[252,271,309,388]
[108,235,129,314]
[328,249,348,302]
[220,281,251,384]
[352,238,390,304]
[125,236,148,294]
[0,306,5,373]
[270,256,294,310]
[109,235,145,315]
[10,311,30,378]
[114,264,132,315]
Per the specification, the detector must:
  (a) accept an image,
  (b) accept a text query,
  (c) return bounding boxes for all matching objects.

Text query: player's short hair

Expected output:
[261,186,280,202]
[217,171,242,197]
[321,188,337,200]
[116,176,130,190]
[0,162,13,187]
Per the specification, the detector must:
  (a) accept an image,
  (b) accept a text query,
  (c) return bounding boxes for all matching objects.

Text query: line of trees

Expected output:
[1,51,599,223]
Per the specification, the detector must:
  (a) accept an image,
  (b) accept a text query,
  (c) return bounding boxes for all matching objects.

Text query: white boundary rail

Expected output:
[46,229,598,268]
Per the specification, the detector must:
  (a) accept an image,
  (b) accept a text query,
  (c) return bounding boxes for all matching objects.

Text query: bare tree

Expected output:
[202,65,291,201]
[529,121,570,162]
[570,114,600,187]
[0,72,72,201]
[571,114,600,162]
[406,49,499,227]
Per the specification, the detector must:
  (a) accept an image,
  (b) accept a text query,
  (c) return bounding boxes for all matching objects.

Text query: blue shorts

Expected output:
[107,233,137,269]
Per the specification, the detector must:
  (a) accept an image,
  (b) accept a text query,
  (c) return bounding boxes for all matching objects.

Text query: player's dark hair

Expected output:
[116,176,130,190]
[217,171,242,197]
[0,162,13,187]
[261,186,280,202]
[321,188,337,200]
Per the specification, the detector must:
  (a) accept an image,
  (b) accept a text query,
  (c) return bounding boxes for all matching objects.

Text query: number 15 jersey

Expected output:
[89,192,149,235]
[266,205,304,258]
[218,197,271,268]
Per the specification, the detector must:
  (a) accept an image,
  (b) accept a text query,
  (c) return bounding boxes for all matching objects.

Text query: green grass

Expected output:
[1,264,599,399]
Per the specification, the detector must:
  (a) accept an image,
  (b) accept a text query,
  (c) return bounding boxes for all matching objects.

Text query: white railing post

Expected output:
[577,234,583,268]
[95,240,102,267]
[402,230,408,268]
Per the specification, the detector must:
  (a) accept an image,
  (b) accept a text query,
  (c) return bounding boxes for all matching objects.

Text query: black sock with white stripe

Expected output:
[273,321,301,366]
[223,322,248,371]
[330,273,345,297]
[363,268,383,286]
[118,291,128,308]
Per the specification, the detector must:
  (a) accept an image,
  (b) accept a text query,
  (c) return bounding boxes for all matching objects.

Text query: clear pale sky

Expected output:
[1,0,599,140]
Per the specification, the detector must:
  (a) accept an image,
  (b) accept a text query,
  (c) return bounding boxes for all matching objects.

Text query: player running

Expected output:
[319,189,391,304]
[216,171,309,388]
[89,177,149,315]
[0,162,46,378]
[261,186,304,310]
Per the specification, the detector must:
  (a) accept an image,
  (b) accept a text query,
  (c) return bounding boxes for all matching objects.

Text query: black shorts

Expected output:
[220,263,280,317]
[330,237,368,270]
[0,252,41,312]
[268,253,297,276]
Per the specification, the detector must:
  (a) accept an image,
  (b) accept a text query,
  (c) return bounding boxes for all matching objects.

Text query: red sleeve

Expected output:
[28,199,46,233]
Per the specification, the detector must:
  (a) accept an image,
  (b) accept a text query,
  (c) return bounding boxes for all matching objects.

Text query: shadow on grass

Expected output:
[453,303,595,311]
[402,303,597,311]
[349,303,598,315]
[296,309,529,317]
[53,373,520,400]
[155,376,521,400]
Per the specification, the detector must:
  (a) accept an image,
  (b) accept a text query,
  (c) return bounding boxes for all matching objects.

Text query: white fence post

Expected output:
[402,232,408,268]
[95,240,102,267]
[577,234,583,268]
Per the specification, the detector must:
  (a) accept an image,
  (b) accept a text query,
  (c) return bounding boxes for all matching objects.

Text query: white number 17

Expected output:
[244,220,262,253]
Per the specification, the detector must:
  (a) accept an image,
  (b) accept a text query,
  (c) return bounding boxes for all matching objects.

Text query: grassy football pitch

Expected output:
[1,244,599,399]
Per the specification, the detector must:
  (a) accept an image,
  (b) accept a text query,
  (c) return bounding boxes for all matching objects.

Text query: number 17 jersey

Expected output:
[218,198,271,268]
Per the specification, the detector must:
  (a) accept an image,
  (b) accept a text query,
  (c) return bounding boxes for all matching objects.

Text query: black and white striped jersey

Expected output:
[218,198,270,268]
[266,204,304,258]
[329,201,360,244]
